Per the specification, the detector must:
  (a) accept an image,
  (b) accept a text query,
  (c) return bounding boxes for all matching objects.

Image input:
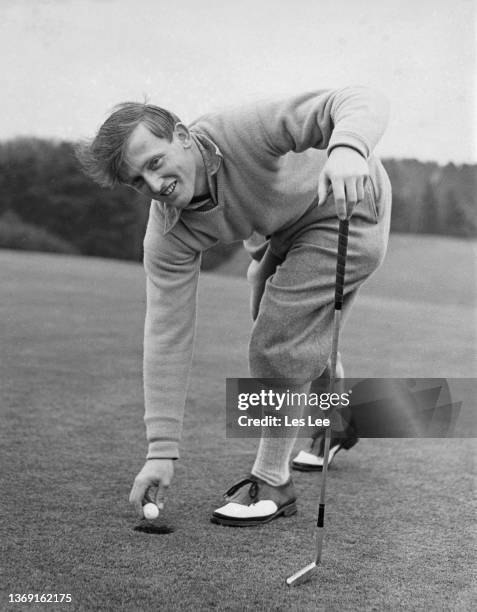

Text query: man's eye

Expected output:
[149,157,162,170]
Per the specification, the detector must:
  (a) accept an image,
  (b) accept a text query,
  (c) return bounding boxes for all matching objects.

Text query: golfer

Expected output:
[77,87,391,526]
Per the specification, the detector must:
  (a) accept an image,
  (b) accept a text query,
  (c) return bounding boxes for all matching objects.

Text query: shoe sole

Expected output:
[210,500,297,527]
[291,437,359,472]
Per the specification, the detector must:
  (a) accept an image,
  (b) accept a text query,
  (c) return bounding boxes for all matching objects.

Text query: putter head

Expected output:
[286,561,317,587]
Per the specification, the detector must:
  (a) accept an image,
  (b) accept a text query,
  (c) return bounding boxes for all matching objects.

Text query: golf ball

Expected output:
[143,502,159,520]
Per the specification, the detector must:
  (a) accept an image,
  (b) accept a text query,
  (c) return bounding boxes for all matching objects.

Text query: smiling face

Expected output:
[122,122,205,208]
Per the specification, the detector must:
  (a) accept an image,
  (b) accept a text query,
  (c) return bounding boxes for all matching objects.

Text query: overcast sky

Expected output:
[1,0,475,164]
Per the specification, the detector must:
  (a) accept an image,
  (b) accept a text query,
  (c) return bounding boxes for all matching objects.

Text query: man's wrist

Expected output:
[146,439,180,460]
[328,144,367,160]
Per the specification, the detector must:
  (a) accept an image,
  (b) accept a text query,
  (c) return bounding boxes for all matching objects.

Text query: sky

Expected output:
[0,0,475,164]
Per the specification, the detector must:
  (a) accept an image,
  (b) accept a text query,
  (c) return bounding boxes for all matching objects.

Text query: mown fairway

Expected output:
[1,234,475,611]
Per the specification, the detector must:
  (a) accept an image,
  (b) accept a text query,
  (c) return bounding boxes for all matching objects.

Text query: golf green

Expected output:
[0,233,475,611]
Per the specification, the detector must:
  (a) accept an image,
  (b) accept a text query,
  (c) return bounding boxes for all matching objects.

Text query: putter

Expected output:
[286,218,349,587]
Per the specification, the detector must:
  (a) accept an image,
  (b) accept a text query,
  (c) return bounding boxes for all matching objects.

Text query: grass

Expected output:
[0,234,475,611]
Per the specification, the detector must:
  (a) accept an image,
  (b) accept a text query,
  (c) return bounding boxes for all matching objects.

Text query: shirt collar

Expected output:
[192,131,222,178]
[155,132,222,234]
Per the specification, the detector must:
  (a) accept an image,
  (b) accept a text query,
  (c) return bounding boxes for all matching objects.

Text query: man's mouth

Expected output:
[160,181,177,197]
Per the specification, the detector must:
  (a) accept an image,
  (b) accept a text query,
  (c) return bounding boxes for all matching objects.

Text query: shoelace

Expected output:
[223,478,258,500]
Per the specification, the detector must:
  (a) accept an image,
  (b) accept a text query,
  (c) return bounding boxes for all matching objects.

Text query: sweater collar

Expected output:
[155,132,222,234]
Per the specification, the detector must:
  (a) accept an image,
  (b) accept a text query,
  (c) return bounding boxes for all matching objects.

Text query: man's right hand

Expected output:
[129,459,174,517]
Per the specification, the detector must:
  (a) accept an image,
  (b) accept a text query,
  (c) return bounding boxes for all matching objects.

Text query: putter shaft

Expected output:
[286,219,349,588]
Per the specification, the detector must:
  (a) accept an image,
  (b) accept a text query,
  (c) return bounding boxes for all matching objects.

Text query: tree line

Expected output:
[0,138,475,269]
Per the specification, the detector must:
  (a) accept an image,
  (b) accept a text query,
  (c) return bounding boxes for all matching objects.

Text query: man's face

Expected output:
[122,122,198,208]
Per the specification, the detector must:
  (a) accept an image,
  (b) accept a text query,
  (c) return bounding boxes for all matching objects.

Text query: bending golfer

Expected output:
[77,87,391,526]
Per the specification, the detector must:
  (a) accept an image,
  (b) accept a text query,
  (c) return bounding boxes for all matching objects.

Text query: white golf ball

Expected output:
[143,502,159,520]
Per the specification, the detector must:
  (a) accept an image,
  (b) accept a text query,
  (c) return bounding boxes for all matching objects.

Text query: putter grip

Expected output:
[334,220,349,310]
[317,503,325,527]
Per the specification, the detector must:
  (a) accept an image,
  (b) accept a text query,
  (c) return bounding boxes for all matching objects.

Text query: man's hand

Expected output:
[129,459,174,517]
[318,147,370,220]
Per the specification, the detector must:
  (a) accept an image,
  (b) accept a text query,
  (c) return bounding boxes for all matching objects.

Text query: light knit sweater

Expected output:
[142,87,390,459]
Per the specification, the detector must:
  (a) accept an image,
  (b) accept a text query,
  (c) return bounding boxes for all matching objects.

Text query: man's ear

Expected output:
[174,123,192,148]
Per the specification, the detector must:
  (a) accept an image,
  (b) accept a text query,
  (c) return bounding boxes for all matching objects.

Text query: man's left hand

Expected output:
[318,147,370,220]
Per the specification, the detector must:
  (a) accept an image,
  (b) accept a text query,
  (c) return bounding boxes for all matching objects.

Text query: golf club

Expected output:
[286,218,349,587]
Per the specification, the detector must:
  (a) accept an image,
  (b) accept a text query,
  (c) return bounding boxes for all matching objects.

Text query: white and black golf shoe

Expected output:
[292,430,359,472]
[211,476,297,527]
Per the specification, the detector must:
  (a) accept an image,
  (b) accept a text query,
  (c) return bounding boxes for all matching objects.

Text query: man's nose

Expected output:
[144,174,164,195]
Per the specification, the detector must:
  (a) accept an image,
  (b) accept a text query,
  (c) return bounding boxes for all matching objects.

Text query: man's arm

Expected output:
[143,236,201,460]
[252,87,390,218]
[253,86,389,159]
[130,204,201,515]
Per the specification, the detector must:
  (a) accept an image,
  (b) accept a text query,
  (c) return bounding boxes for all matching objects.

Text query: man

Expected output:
[77,87,392,526]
